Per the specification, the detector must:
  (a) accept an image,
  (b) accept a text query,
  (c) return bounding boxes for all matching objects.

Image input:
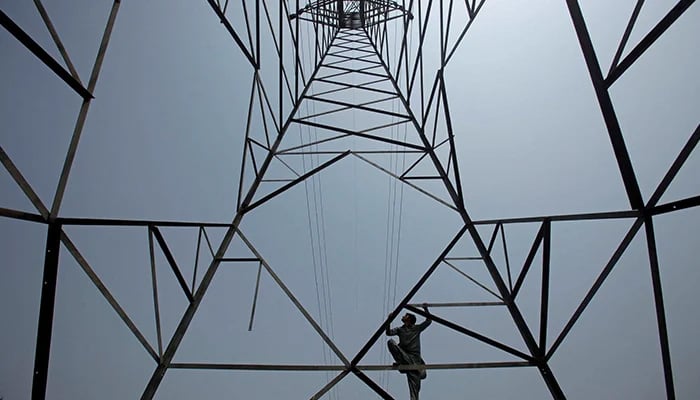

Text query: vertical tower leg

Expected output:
[31,223,62,400]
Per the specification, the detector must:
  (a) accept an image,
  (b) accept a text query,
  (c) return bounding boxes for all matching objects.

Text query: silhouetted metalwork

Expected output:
[1,0,698,399]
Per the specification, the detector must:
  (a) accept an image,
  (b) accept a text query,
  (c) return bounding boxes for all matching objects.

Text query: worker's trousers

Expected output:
[388,339,425,400]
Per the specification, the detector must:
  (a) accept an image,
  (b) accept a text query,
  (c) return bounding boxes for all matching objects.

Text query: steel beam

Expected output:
[566,0,644,210]
[644,216,676,399]
[0,10,92,100]
[31,223,61,400]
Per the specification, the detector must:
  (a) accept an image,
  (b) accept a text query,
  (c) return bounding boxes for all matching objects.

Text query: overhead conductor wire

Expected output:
[298,17,338,400]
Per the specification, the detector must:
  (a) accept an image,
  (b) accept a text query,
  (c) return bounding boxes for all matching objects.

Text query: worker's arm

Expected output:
[386,315,397,336]
[418,304,432,331]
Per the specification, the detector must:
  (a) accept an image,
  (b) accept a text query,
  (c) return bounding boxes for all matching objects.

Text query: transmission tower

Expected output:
[1,1,698,399]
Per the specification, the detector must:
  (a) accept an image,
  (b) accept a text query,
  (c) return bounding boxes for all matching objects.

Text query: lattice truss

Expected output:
[1,0,698,399]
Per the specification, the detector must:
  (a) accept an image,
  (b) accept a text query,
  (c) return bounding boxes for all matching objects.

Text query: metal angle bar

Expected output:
[651,195,700,215]
[465,0,474,18]
[171,363,347,371]
[644,216,676,399]
[237,76,258,211]
[500,224,513,292]
[217,257,260,262]
[56,218,232,228]
[383,361,532,370]
[280,0,308,95]
[277,132,352,154]
[352,153,459,211]
[321,63,387,78]
[420,73,441,133]
[281,150,424,155]
[241,0,255,60]
[261,178,295,183]
[607,0,645,76]
[235,228,351,365]
[473,210,639,225]
[443,0,455,60]
[248,262,263,331]
[512,222,545,298]
[248,137,272,152]
[168,360,532,371]
[539,220,551,356]
[291,118,423,150]
[50,0,121,217]
[313,77,395,96]
[407,301,505,307]
[0,207,45,223]
[273,154,302,177]
[255,74,281,136]
[317,68,386,80]
[406,0,434,103]
[547,217,644,359]
[205,0,256,66]
[439,73,466,204]
[33,0,81,82]
[243,151,351,213]
[201,226,216,257]
[329,42,375,52]
[324,55,380,67]
[486,223,500,253]
[403,176,444,180]
[566,0,644,210]
[316,66,368,81]
[399,151,431,179]
[443,260,503,300]
[325,51,377,62]
[192,227,202,293]
[150,226,195,303]
[428,74,443,147]
[328,43,375,54]
[0,10,92,100]
[60,232,159,362]
[297,94,398,121]
[356,118,413,135]
[310,370,351,400]
[294,0,300,101]
[351,368,394,400]
[255,0,260,66]
[606,0,695,88]
[0,146,50,219]
[393,0,415,81]
[304,94,411,119]
[148,229,164,357]
[277,0,284,126]
[405,305,534,361]
[647,124,700,208]
[445,0,486,64]
[31,223,61,400]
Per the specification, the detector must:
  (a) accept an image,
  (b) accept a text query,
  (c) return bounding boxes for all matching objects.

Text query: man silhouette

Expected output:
[386,305,431,400]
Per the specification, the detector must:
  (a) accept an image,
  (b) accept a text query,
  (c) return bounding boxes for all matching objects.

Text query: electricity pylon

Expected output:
[1,1,698,399]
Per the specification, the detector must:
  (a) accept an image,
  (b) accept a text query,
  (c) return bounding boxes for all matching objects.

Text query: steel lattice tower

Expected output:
[1,1,698,399]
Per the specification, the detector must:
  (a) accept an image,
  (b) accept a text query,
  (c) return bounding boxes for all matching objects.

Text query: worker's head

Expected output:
[401,313,416,326]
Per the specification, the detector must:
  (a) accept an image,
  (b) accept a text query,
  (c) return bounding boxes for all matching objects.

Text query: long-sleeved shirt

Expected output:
[387,319,431,356]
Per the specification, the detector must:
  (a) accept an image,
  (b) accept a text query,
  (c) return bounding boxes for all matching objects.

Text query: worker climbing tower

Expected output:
[1,1,698,399]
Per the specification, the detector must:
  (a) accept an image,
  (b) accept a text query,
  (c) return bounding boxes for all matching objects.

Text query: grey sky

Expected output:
[1,1,699,399]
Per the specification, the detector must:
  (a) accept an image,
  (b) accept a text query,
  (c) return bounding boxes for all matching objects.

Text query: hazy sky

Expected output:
[1,1,699,399]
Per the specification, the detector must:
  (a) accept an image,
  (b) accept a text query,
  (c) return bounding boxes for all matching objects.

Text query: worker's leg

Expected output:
[387,339,409,364]
[407,372,421,400]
